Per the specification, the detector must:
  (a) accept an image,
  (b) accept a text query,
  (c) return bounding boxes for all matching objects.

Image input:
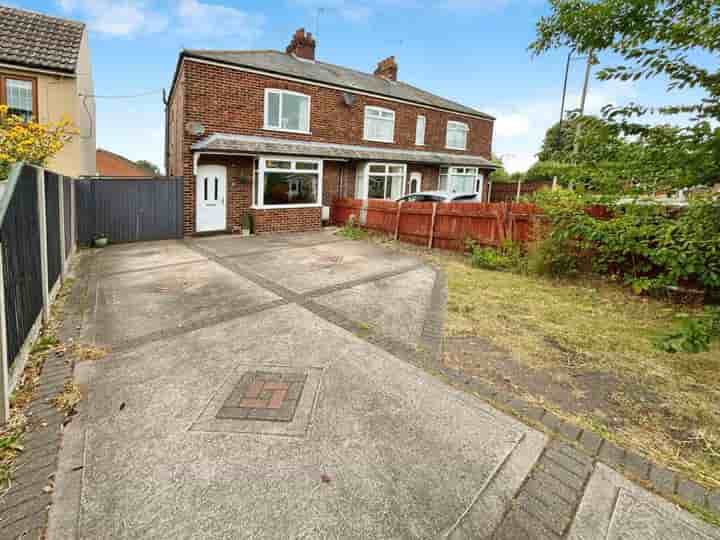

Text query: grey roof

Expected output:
[0,6,84,74]
[192,134,497,168]
[183,49,493,120]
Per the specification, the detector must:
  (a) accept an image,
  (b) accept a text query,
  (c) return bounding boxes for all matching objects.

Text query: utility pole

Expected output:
[573,50,594,156]
[556,49,573,153]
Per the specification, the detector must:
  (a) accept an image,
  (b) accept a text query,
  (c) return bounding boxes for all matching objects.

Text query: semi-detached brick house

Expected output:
[166,29,496,235]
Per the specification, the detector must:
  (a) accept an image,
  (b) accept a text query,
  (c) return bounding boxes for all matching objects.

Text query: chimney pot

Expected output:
[374,56,398,81]
[286,28,316,61]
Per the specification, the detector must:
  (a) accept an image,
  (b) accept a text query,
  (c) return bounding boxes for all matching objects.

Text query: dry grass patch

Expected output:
[442,258,720,488]
[70,343,109,362]
[52,381,82,414]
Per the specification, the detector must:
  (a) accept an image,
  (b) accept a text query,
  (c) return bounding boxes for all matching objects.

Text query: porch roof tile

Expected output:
[192,134,496,168]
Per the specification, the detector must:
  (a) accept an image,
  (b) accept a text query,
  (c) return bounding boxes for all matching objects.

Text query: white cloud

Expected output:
[176,0,265,40]
[58,0,168,36]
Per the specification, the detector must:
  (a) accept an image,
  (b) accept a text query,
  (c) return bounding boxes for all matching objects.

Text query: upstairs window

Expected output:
[264,89,310,133]
[415,115,426,145]
[363,106,395,143]
[2,76,35,122]
[446,121,469,150]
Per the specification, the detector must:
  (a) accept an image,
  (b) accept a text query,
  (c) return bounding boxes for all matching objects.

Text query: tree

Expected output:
[489,154,512,182]
[530,0,720,122]
[135,159,161,176]
[0,105,77,178]
[537,115,608,161]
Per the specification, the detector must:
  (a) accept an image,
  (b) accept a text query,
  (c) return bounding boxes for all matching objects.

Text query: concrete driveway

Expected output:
[49,231,720,540]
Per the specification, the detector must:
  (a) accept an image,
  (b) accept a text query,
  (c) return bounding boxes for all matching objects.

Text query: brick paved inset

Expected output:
[217,371,307,422]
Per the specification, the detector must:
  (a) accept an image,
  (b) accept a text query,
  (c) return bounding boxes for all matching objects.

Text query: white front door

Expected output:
[196,165,227,232]
[409,172,421,194]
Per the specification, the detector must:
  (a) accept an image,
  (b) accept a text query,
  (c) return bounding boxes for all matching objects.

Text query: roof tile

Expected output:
[0,6,84,74]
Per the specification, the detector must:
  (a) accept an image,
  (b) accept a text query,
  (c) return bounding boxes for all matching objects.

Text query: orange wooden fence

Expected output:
[331,198,542,251]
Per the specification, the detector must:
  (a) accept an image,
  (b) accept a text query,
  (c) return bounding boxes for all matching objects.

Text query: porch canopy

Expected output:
[191,133,497,172]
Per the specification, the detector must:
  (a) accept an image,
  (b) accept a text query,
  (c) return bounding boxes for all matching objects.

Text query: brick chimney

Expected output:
[374,56,398,81]
[286,28,316,61]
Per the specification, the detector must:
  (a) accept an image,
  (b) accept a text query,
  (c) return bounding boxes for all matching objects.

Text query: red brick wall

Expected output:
[95,149,153,177]
[168,55,494,234]
[180,58,493,156]
[252,207,321,234]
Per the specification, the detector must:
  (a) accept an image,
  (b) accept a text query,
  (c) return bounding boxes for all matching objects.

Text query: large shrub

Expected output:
[530,189,720,293]
[0,105,76,178]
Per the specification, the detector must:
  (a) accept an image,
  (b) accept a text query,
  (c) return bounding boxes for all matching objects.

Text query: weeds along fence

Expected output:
[0,163,77,422]
[331,198,541,250]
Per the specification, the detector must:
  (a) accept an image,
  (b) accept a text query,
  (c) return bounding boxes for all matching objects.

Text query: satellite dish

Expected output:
[186,122,206,136]
[342,92,356,107]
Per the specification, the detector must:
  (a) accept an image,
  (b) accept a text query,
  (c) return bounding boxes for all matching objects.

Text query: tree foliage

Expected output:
[533,117,720,193]
[135,159,161,176]
[530,0,720,121]
[530,188,720,294]
[0,105,77,178]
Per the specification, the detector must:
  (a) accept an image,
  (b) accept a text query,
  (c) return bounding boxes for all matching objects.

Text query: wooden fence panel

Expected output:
[331,198,541,252]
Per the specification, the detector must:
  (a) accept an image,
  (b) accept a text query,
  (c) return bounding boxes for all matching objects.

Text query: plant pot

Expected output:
[94,237,109,248]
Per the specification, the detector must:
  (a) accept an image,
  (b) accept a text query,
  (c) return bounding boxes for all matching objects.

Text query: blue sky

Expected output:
[13,0,695,172]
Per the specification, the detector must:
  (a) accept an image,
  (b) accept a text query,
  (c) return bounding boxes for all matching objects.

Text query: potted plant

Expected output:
[240,212,253,236]
[93,233,109,248]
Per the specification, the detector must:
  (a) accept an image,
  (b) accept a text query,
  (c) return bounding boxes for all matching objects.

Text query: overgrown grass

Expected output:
[443,259,720,488]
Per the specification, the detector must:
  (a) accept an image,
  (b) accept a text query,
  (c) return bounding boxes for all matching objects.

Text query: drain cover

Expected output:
[216,371,307,422]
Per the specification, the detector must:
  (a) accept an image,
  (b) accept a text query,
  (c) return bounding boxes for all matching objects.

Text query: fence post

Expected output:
[360,198,368,226]
[515,180,523,203]
[58,176,66,275]
[394,201,403,240]
[36,167,50,323]
[428,202,438,249]
[0,242,8,424]
[70,179,77,253]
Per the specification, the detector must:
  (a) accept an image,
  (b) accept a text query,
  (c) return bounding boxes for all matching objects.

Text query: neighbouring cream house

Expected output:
[0,5,96,177]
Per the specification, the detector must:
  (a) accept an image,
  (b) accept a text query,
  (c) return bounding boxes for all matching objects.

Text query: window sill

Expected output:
[262,126,312,135]
[363,137,394,144]
[445,146,467,151]
[252,203,322,210]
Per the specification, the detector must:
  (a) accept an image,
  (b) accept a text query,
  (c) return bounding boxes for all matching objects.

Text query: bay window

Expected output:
[446,121,469,150]
[439,167,484,194]
[264,89,310,133]
[356,162,406,200]
[363,106,395,143]
[254,157,322,207]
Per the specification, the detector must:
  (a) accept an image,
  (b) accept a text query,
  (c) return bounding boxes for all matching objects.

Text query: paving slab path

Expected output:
[43,231,719,540]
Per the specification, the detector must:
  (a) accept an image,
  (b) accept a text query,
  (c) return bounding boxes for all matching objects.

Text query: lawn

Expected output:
[441,257,720,489]
[357,229,720,489]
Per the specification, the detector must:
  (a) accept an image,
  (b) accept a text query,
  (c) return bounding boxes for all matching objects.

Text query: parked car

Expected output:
[396,191,481,203]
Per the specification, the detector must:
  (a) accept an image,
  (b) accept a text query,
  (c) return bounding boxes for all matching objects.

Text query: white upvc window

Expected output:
[363,106,395,143]
[415,115,426,146]
[446,121,469,150]
[254,156,323,208]
[264,89,310,133]
[439,167,484,194]
[355,162,406,200]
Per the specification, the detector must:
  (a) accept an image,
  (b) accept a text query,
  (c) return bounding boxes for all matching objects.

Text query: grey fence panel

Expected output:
[63,177,72,256]
[44,171,62,289]
[77,177,184,245]
[1,165,43,367]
